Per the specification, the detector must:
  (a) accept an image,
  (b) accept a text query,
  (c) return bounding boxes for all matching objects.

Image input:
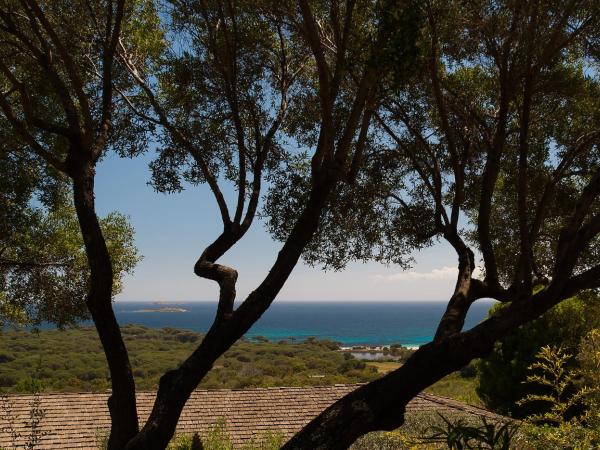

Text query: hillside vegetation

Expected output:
[0,325,383,393]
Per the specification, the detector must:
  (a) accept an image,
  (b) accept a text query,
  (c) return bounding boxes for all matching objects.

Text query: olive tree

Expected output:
[1,0,422,449]
[118,1,420,448]
[282,1,600,447]
[0,1,141,447]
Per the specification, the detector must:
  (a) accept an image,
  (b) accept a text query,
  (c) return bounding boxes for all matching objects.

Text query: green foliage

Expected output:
[122,0,165,62]
[200,420,232,450]
[476,293,600,417]
[514,345,600,450]
[14,377,44,395]
[126,0,296,193]
[426,371,482,407]
[0,196,140,327]
[350,413,516,450]
[516,421,600,450]
[191,433,203,450]
[1,112,140,328]
[578,329,600,403]
[264,144,432,271]
[166,420,284,450]
[373,0,424,88]
[517,346,592,426]
[350,430,414,449]
[0,326,378,393]
[422,414,518,450]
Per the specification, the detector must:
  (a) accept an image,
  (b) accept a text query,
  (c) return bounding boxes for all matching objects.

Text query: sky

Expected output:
[95,150,462,303]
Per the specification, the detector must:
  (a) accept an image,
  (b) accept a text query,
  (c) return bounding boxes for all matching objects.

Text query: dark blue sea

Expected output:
[113,301,496,346]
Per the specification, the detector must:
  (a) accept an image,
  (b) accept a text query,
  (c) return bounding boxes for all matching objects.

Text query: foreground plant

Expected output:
[515,344,600,450]
[422,414,518,450]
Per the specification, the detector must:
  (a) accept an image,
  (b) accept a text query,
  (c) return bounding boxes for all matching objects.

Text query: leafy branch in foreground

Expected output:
[516,343,600,449]
[517,346,593,426]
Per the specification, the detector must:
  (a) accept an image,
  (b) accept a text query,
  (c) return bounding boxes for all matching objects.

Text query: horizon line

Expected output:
[114,298,498,303]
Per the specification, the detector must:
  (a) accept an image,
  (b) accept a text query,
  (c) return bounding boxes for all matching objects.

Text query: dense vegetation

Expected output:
[0,326,383,393]
[2,0,600,447]
[0,325,483,408]
[477,293,600,417]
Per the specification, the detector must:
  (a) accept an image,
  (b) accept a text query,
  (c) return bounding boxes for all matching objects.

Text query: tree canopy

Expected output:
[2,0,600,449]
[0,136,139,329]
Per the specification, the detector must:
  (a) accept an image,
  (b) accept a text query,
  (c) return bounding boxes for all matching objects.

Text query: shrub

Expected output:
[175,332,199,343]
[191,433,203,450]
[0,374,17,387]
[15,377,43,393]
[477,293,600,417]
[578,329,600,403]
[350,431,413,450]
[421,414,518,450]
[459,363,477,379]
[516,422,600,450]
[515,344,600,449]
[337,360,366,374]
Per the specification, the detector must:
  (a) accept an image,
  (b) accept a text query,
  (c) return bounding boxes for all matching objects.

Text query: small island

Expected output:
[131,307,188,313]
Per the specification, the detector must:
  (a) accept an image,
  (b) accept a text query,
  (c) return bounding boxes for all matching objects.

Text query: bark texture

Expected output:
[71,158,139,449]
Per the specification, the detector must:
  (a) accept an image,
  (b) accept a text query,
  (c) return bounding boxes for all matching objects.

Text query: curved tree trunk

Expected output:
[283,288,564,449]
[71,159,139,449]
[124,181,334,450]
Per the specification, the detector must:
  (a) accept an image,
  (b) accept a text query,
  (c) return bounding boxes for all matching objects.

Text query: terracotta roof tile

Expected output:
[0,384,507,449]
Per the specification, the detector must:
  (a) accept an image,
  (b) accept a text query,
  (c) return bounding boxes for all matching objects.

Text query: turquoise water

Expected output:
[114,301,496,346]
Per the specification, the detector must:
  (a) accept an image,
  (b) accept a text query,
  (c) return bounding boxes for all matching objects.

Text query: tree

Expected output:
[282,1,600,448]
[0,195,140,328]
[1,0,422,449]
[0,131,139,327]
[7,1,599,449]
[0,1,140,447]
[117,1,421,448]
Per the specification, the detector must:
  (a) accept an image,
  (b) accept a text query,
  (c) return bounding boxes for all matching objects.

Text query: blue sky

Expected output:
[95,150,461,302]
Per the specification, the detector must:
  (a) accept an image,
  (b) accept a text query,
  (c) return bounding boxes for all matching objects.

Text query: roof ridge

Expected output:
[2,383,367,398]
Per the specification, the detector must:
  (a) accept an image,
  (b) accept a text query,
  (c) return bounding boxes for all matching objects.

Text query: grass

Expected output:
[426,372,482,406]
[365,361,402,374]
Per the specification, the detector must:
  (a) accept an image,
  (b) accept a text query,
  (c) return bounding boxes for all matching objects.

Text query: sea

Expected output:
[112,300,496,347]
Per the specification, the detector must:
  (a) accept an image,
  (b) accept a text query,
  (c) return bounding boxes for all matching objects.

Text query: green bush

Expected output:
[513,344,600,450]
[422,414,518,450]
[0,353,14,363]
[14,377,43,393]
[0,374,16,387]
[477,292,600,417]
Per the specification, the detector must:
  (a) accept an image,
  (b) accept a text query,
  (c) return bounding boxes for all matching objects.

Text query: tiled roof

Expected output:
[0,385,507,449]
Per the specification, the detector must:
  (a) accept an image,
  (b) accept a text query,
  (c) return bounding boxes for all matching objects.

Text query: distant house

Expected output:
[0,384,508,449]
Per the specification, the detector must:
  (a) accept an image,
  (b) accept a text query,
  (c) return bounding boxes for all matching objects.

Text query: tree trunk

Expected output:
[71,159,139,449]
[283,288,563,449]
[125,181,334,450]
[434,245,476,340]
